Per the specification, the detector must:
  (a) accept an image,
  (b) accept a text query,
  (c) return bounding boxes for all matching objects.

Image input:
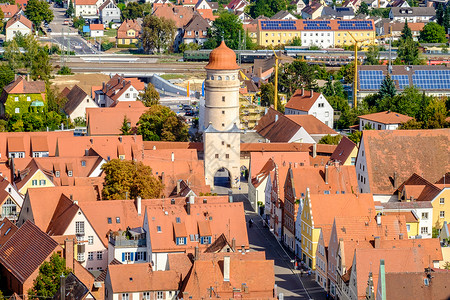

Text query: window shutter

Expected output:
[130,252,134,261]
[135,252,138,261]
[122,252,125,262]
[143,252,147,261]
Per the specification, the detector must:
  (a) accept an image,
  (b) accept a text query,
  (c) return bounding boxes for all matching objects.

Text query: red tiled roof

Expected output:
[358,111,413,124]
[5,14,32,29]
[117,19,141,39]
[89,24,104,30]
[286,115,337,135]
[153,5,194,28]
[0,220,59,284]
[3,76,45,94]
[330,136,357,164]
[0,218,18,247]
[285,89,321,111]
[0,4,19,18]
[74,0,98,5]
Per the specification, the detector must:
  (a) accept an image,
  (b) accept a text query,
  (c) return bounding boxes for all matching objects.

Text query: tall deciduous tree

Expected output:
[0,65,14,91]
[437,3,445,26]
[357,2,369,15]
[139,83,160,107]
[141,15,176,53]
[25,0,54,28]
[419,22,447,43]
[101,159,164,200]
[364,45,380,65]
[121,2,143,20]
[137,105,189,141]
[204,12,252,50]
[28,253,71,299]
[259,82,283,112]
[248,0,292,18]
[277,60,317,97]
[396,36,421,65]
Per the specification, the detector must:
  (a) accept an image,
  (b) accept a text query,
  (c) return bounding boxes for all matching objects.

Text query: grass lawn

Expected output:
[104,29,117,37]
[160,74,187,80]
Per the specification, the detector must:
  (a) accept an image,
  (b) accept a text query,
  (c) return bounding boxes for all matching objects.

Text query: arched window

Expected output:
[226,76,230,80]
[210,76,214,80]
[218,76,222,80]
[232,75,236,80]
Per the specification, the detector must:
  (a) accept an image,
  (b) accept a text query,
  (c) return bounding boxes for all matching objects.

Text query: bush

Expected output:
[117,43,138,48]
[57,66,73,75]
[101,42,114,51]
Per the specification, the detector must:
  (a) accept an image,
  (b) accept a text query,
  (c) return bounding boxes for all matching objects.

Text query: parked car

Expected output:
[63,20,69,25]
[47,28,52,32]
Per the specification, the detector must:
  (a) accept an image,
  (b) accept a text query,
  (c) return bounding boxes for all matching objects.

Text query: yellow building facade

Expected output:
[432,188,450,229]
[18,170,54,195]
[334,30,376,47]
[300,194,322,270]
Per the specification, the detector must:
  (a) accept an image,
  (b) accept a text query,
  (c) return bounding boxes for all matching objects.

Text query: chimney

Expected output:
[136,196,142,216]
[186,202,191,215]
[102,82,105,90]
[10,157,15,181]
[27,74,30,81]
[189,195,195,204]
[223,256,230,281]
[301,88,304,96]
[393,172,397,188]
[231,238,236,251]
[64,238,74,270]
[90,138,94,144]
[228,190,233,203]
[194,246,199,260]
[310,90,313,98]
[176,180,181,194]
[171,152,174,162]
[275,115,279,122]
[374,236,380,248]
[312,143,317,158]
[376,213,381,225]
[70,194,73,201]
[325,165,329,184]
[119,136,122,143]
[60,274,66,300]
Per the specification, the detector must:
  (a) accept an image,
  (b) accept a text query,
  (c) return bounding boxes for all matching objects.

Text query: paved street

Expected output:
[213,182,328,300]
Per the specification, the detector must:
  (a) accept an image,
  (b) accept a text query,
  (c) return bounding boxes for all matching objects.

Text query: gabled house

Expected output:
[381,21,424,41]
[358,110,413,130]
[98,0,121,24]
[321,6,355,19]
[5,14,32,41]
[285,89,334,128]
[74,0,105,17]
[63,85,98,121]
[94,74,145,107]
[0,4,19,21]
[90,23,104,37]
[194,0,217,10]
[342,0,360,10]
[225,0,248,12]
[301,1,324,19]
[389,7,435,23]
[116,19,141,46]
[182,13,210,45]
[291,0,306,14]
[0,76,46,117]
[329,136,357,166]
[270,10,297,20]
[0,177,23,221]
[0,218,17,247]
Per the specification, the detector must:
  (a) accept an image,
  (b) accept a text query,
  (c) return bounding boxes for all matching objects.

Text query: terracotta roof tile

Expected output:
[359,111,413,124]
[90,24,104,30]
[153,5,194,28]
[255,108,302,142]
[330,136,356,164]
[5,14,32,29]
[379,238,442,261]
[64,85,90,116]
[383,211,418,223]
[205,40,240,70]
[0,218,18,247]
[0,220,59,283]
[362,129,450,194]
[0,4,19,18]
[285,89,321,111]
[286,115,337,135]
[117,20,142,39]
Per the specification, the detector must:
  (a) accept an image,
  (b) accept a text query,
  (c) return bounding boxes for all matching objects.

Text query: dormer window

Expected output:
[176,237,186,245]
[81,160,86,167]
[200,236,211,244]
[68,171,73,177]
[55,171,60,178]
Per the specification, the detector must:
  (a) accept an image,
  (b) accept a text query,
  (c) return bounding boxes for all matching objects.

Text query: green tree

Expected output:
[122,2,143,20]
[437,3,445,26]
[141,15,176,53]
[137,105,189,141]
[378,75,396,100]
[139,83,160,107]
[277,60,317,98]
[400,20,412,41]
[444,5,450,31]
[396,37,422,65]
[28,253,71,299]
[101,159,164,200]
[22,112,44,131]
[318,134,342,145]
[72,17,85,30]
[44,111,63,130]
[31,48,52,82]
[288,36,302,46]
[47,86,67,113]
[204,12,252,50]
[419,22,447,43]
[120,115,132,135]
[0,8,4,31]
[357,2,369,15]
[364,45,380,65]
[25,0,54,28]
[348,130,362,144]
[422,97,448,128]
[399,119,423,129]
[178,42,201,53]
[259,82,283,112]
[4,38,22,70]
[0,65,15,91]
[248,0,292,18]
[66,0,74,17]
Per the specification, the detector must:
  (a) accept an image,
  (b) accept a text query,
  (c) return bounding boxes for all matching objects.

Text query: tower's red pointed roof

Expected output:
[205,41,240,70]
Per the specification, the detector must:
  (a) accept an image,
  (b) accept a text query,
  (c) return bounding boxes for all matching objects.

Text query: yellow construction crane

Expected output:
[347,32,393,108]
[272,48,280,111]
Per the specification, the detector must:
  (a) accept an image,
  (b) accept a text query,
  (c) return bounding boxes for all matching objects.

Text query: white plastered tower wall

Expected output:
[203,41,241,188]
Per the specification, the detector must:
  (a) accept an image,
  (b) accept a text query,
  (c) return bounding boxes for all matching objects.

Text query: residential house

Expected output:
[356,129,450,201]
[0,4,19,21]
[300,191,375,269]
[53,273,97,300]
[323,214,408,297]
[99,0,121,24]
[152,5,195,50]
[90,23,104,37]
[270,10,298,20]
[94,74,145,107]
[291,0,306,14]
[390,0,410,6]
[285,89,334,128]
[194,0,217,11]
[225,0,248,12]
[395,172,450,230]
[116,19,141,46]
[301,2,324,19]
[315,226,332,291]
[181,0,197,7]
[104,263,179,300]
[321,6,355,19]
[329,136,358,166]
[74,0,104,18]
[63,85,98,121]
[286,164,359,259]
[180,252,276,299]
[366,0,390,8]
[376,268,450,300]
[382,21,424,41]
[255,108,338,143]
[380,200,433,239]
[0,76,46,117]
[5,14,32,41]
[0,177,24,221]
[182,13,210,45]
[0,221,62,296]
[86,101,148,135]
[389,7,435,22]
[15,0,28,9]
[358,111,413,130]
[107,227,149,265]
[342,0,360,10]
[239,12,254,24]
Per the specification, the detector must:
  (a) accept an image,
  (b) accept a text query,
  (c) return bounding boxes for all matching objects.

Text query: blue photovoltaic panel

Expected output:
[391,75,409,89]
[412,70,450,90]
[303,20,331,30]
[261,20,296,30]
[337,20,373,30]
[359,70,384,90]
